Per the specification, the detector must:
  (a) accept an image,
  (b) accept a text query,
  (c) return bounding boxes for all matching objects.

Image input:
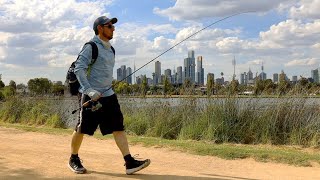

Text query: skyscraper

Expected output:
[184,50,195,83]
[121,65,126,81]
[311,68,319,83]
[126,67,132,84]
[196,56,204,85]
[273,73,279,83]
[177,66,183,84]
[155,61,161,84]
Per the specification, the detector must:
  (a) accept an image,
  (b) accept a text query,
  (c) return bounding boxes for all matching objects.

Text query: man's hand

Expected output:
[86,88,101,101]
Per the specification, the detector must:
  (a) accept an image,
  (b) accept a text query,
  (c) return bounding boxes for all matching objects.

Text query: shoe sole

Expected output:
[126,159,151,175]
[67,163,87,174]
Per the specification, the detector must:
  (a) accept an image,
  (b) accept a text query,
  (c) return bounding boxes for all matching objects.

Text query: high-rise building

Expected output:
[155,61,161,84]
[121,65,126,81]
[273,73,279,83]
[292,76,298,84]
[177,66,183,84]
[116,68,122,81]
[184,50,195,83]
[196,56,204,85]
[311,68,319,83]
[240,72,246,85]
[164,69,171,77]
[248,68,253,80]
[126,67,132,84]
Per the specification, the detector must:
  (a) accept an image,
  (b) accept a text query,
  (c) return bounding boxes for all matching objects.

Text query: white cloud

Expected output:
[289,0,320,19]
[285,58,319,67]
[154,0,291,21]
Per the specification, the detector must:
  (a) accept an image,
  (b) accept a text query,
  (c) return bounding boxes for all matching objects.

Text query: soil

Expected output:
[0,127,319,180]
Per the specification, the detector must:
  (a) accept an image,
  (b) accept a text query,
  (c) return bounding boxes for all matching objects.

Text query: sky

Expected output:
[0,0,319,85]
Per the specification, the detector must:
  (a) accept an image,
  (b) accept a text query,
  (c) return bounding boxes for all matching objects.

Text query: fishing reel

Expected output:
[86,101,102,112]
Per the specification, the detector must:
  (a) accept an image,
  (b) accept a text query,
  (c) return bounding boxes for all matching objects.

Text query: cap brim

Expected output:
[110,17,117,24]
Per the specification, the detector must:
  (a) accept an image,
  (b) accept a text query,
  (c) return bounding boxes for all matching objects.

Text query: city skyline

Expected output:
[0,1,319,85]
[115,49,320,85]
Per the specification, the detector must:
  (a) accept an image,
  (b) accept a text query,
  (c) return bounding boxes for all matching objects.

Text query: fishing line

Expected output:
[71,11,255,114]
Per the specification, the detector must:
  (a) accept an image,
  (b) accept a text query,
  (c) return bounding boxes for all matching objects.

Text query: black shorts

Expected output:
[75,94,125,136]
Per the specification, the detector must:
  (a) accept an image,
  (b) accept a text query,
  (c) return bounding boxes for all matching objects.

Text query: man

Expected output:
[68,16,150,175]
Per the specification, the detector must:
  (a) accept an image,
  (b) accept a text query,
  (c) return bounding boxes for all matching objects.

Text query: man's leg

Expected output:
[71,131,84,154]
[113,130,150,175]
[68,131,86,174]
[112,131,130,156]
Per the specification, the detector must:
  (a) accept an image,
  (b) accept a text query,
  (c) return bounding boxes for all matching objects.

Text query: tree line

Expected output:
[0,75,319,100]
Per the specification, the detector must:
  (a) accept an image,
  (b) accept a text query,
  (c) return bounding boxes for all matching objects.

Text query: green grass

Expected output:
[1,122,320,167]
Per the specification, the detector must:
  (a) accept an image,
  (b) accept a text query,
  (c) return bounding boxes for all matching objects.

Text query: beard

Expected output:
[103,31,113,40]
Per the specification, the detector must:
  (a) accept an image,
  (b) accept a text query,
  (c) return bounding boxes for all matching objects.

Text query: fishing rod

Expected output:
[71,11,254,114]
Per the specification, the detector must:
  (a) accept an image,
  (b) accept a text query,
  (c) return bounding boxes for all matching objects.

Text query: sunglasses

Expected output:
[103,24,114,29]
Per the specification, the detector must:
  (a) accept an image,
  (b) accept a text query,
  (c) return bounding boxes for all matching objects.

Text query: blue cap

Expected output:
[93,16,117,31]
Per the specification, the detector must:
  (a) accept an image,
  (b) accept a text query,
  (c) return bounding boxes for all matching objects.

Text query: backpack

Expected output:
[66,41,115,95]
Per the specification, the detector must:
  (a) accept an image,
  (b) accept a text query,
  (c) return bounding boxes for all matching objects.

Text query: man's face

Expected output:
[101,22,115,40]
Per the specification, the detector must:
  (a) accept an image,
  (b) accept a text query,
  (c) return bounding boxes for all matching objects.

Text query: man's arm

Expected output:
[74,44,101,100]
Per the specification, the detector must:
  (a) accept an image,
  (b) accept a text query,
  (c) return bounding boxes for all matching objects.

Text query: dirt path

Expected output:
[0,127,320,180]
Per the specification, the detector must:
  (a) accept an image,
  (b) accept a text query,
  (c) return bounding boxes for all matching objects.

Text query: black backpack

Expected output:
[66,41,115,95]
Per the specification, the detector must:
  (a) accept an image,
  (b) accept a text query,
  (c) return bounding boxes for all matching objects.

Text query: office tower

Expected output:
[126,67,132,84]
[177,66,183,84]
[311,69,319,83]
[184,50,196,83]
[116,68,122,81]
[240,72,247,85]
[248,68,253,80]
[279,70,289,82]
[164,69,171,77]
[155,61,161,84]
[196,56,204,85]
[292,76,298,84]
[273,73,279,83]
[259,62,266,80]
[120,65,126,81]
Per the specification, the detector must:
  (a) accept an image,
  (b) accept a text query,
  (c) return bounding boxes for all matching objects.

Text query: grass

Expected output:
[1,122,320,167]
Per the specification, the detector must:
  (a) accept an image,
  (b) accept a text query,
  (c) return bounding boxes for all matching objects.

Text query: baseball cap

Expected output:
[93,16,118,31]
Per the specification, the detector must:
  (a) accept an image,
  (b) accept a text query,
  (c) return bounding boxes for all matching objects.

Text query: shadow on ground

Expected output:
[0,157,256,180]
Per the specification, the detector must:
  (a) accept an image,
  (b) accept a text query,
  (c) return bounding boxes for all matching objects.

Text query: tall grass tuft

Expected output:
[0,97,66,128]
[120,96,320,146]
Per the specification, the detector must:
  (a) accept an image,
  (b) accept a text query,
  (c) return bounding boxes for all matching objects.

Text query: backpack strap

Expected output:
[85,41,98,64]
[111,46,115,55]
[84,41,98,77]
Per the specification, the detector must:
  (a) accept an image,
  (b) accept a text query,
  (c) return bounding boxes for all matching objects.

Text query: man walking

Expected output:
[68,16,150,175]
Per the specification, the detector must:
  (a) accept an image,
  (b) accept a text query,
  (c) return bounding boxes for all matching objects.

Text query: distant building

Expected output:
[273,73,279,83]
[311,68,319,83]
[184,50,196,83]
[155,61,161,84]
[196,56,204,85]
[126,67,132,84]
[177,66,183,84]
[292,76,298,84]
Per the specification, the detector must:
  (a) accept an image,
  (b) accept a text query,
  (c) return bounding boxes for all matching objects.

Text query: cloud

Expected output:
[289,0,320,19]
[285,58,319,67]
[154,0,291,21]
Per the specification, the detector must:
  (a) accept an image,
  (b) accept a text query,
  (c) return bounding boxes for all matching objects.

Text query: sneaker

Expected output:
[68,157,87,174]
[125,157,151,175]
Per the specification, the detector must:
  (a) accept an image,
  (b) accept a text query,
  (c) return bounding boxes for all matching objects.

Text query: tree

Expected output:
[229,79,239,95]
[140,76,148,97]
[27,78,52,95]
[163,76,172,96]
[9,80,16,90]
[0,80,4,89]
[207,74,214,96]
